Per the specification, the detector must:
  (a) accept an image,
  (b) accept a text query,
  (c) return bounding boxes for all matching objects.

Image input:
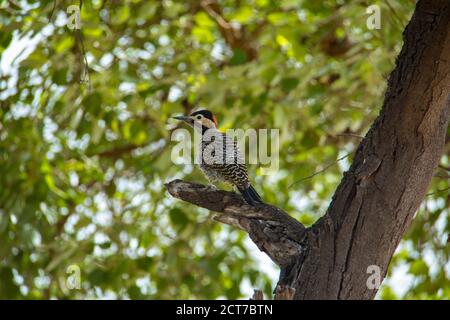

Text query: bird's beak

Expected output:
[173,115,193,125]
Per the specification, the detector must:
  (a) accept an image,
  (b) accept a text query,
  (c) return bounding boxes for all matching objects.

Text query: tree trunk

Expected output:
[166,0,450,300]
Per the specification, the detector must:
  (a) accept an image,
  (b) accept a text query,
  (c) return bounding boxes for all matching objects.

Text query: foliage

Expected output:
[0,0,448,299]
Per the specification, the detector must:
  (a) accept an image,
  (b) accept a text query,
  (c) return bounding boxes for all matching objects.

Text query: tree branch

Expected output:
[165,179,307,267]
[200,0,258,60]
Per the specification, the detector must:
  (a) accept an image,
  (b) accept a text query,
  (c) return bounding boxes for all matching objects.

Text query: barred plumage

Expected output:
[173,109,263,206]
[199,131,249,189]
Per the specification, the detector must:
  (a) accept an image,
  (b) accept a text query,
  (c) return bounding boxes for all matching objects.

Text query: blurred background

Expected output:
[0,0,448,299]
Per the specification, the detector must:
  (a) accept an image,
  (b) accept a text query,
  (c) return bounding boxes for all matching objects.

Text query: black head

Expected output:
[190,110,215,122]
[173,109,218,129]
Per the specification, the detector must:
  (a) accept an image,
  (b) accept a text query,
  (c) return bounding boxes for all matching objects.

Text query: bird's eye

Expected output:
[196,115,202,120]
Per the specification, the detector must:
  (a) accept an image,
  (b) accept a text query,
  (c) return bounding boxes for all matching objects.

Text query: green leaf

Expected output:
[281,77,299,92]
[230,48,247,65]
[82,92,102,116]
[409,260,429,276]
[112,6,130,25]
[195,12,215,28]
[52,68,68,85]
[231,7,254,23]
[128,285,142,299]
[192,27,214,43]
[169,208,190,229]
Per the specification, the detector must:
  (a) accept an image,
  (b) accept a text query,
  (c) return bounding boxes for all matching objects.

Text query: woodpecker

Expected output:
[173,110,263,206]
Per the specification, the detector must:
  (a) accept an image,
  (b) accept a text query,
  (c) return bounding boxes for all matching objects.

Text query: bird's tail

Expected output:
[239,185,263,206]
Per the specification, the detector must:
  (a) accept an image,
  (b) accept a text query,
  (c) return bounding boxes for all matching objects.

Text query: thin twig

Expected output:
[201,0,232,31]
[74,29,91,90]
[426,187,450,197]
[335,133,364,139]
[48,0,58,22]
[289,152,353,188]
[384,0,406,29]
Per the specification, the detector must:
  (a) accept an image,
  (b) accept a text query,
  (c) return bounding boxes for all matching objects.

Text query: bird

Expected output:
[173,110,263,206]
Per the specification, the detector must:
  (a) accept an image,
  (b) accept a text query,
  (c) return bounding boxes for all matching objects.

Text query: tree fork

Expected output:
[166,0,450,300]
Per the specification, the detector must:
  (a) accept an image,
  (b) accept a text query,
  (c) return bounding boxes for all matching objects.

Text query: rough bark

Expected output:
[166,0,450,300]
[165,180,307,268]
